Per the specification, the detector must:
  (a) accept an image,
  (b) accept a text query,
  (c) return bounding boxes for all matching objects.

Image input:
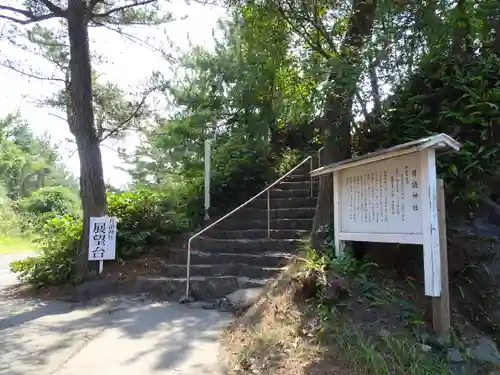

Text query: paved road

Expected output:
[0,252,35,289]
[0,253,232,375]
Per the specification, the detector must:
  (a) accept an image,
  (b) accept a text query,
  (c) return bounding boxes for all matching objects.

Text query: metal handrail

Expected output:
[318,146,324,167]
[184,155,314,299]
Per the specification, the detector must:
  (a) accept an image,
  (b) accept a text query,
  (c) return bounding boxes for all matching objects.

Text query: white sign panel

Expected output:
[333,150,440,297]
[88,216,117,261]
[312,134,461,299]
[338,152,422,235]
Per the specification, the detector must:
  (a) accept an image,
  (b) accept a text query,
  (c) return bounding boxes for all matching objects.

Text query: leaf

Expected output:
[450,164,458,176]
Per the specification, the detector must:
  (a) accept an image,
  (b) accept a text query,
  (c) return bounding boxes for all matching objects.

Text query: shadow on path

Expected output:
[0,297,232,375]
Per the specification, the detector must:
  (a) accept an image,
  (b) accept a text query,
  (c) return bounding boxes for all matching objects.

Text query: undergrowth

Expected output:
[223,246,452,375]
[304,247,450,374]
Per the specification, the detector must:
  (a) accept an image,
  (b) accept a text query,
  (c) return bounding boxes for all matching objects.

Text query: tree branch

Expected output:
[0,5,33,19]
[87,0,103,15]
[48,112,68,122]
[38,0,66,16]
[0,61,65,82]
[99,84,164,142]
[0,11,57,24]
[91,0,156,19]
[94,23,172,59]
[274,0,333,59]
[0,4,63,24]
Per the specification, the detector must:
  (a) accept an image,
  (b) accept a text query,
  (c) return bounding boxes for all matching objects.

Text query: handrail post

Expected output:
[185,238,192,300]
[309,157,313,197]
[267,189,270,238]
[318,147,324,168]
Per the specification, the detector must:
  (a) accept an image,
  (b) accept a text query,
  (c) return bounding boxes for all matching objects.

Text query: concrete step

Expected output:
[139,275,269,301]
[234,207,316,220]
[208,229,310,240]
[161,263,284,279]
[284,174,313,182]
[169,249,294,267]
[192,237,303,253]
[277,181,314,190]
[250,197,317,209]
[216,218,314,230]
[270,189,317,199]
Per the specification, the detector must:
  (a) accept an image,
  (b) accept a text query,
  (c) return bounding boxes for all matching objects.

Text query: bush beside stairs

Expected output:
[151,164,318,301]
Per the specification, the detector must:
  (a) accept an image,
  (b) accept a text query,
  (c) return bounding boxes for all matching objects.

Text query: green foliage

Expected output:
[10,188,189,286]
[301,245,377,281]
[322,320,450,375]
[378,53,500,208]
[0,114,77,200]
[14,186,80,217]
[0,184,20,236]
[107,188,188,259]
[10,215,81,287]
[274,147,307,176]
[301,246,448,374]
[13,186,81,232]
[184,134,273,225]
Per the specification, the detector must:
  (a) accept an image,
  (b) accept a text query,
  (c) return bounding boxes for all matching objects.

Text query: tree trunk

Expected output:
[492,20,500,57]
[67,0,107,277]
[311,0,377,248]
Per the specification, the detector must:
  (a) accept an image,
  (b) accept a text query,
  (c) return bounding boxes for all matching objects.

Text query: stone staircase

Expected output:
[158,163,318,301]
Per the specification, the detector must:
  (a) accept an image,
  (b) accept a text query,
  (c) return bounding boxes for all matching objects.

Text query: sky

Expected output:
[0,1,227,188]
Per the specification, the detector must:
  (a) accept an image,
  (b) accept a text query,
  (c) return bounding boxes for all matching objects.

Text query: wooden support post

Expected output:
[432,179,451,335]
[333,171,345,257]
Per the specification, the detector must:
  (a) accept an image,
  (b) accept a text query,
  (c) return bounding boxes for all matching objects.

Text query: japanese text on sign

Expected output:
[88,216,117,261]
[339,153,422,234]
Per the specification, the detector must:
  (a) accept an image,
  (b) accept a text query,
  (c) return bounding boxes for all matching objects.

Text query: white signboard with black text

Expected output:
[88,216,117,261]
[310,133,461,298]
[338,152,423,235]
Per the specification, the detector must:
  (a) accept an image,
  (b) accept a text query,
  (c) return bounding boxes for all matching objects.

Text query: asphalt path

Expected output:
[0,252,232,375]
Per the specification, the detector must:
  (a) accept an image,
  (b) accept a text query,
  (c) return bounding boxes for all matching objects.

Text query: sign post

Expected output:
[204,139,211,220]
[311,134,460,333]
[88,216,117,274]
[433,179,450,335]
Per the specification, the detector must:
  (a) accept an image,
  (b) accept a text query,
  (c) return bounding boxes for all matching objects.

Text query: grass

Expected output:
[221,249,453,375]
[0,235,35,254]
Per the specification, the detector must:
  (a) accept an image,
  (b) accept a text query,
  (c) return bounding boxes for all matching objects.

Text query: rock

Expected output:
[447,362,479,375]
[420,344,432,353]
[378,328,390,339]
[468,336,500,366]
[178,293,194,304]
[447,348,463,363]
[183,301,216,310]
[301,270,322,299]
[225,287,264,311]
[324,271,348,301]
[106,300,134,313]
[212,297,236,313]
[205,276,239,300]
[414,327,445,350]
[75,279,117,301]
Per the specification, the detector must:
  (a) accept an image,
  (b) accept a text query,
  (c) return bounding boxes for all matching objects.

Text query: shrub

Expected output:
[376,52,500,209]
[14,186,80,216]
[0,184,21,236]
[275,147,308,177]
[10,188,189,286]
[13,186,81,231]
[107,188,188,259]
[184,134,273,226]
[10,215,81,287]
